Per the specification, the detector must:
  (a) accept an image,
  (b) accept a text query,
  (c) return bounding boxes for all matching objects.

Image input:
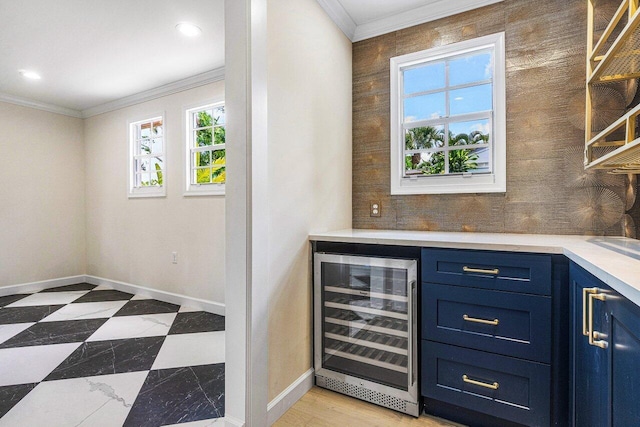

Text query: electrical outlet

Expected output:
[172,252,178,264]
[370,202,381,217]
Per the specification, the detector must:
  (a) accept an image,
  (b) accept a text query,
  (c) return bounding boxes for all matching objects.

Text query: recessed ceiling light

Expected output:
[19,70,41,80]
[176,22,202,37]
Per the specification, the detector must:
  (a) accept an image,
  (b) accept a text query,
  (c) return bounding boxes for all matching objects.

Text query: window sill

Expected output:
[391,174,505,195]
[184,185,225,197]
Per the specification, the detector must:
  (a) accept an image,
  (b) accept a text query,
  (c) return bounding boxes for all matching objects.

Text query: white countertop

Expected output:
[309,229,640,307]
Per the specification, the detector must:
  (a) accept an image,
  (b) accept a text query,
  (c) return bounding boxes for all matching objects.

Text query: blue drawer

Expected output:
[422,248,552,295]
[422,283,552,363]
[422,341,551,427]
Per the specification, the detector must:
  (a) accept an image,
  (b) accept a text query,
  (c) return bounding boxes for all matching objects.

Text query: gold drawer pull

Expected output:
[463,314,499,326]
[462,375,499,390]
[463,266,500,275]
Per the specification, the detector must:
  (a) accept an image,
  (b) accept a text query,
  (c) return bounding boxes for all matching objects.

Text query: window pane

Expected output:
[151,138,163,154]
[449,52,492,87]
[151,157,163,172]
[149,172,163,186]
[139,124,151,140]
[403,62,445,94]
[195,129,213,146]
[136,158,149,173]
[211,165,226,184]
[195,110,213,128]
[449,84,492,116]
[196,167,211,184]
[448,119,491,146]
[405,152,445,176]
[138,173,150,186]
[405,126,444,150]
[152,121,163,136]
[212,149,226,163]
[448,147,490,174]
[138,139,151,154]
[195,150,212,167]
[404,92,445,122]
[213,126,225,145]
[212,106,225,125]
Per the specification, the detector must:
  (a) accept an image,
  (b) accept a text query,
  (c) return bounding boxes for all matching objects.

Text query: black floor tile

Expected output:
[45,336,166,381]
[169,311,225,335]
[39,283,96,293]
[0,318,108,348]
[124,364,225,427]
[72,289,134,303]
[0,294,31,308]
[0,383,37,417]
[114,300,180,317]
[0,305,65,325]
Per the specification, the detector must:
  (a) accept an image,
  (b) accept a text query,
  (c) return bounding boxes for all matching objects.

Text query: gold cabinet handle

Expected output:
[463,314,499,326]
[462,375,499,390]
[582,287,599,336]
[463,266,500,275]
[588,291,608,349]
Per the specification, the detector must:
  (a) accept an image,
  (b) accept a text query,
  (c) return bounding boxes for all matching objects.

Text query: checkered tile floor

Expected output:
[0,283,225,427]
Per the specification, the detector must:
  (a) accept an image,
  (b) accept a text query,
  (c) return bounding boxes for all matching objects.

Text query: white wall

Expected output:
[266,0,352,401]
[0,102,86,287]
[83,82,226,303]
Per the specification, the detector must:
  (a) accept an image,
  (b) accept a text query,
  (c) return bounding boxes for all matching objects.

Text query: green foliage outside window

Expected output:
[195,108,226,184]
[405,126,486,175]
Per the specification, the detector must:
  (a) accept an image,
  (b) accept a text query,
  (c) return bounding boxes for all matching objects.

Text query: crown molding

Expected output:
[317,0,504,43]
[316,0,357,41]
[0,68,225,119]
[81,67,225,118]
[0,93,83,118]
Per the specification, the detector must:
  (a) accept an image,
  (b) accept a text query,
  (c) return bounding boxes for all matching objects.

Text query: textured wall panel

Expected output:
[352,0,640,236]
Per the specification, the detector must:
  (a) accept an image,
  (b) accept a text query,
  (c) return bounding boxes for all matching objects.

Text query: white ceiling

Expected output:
[318,0,504,42]
[0,0,503,118]
[0,0,224,116]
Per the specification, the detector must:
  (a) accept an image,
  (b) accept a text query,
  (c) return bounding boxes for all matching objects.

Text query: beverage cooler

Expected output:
[313,252,419,416]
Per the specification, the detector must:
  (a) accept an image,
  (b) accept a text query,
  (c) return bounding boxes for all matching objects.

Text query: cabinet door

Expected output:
[570,263,609,427]
[608,291,640,426]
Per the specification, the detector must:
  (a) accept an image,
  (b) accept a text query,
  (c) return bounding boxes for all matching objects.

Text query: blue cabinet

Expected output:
[570,263,640,426]
[422,248,567,427]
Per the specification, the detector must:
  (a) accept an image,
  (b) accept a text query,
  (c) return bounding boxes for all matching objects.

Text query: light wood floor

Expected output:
[273,387,463,427]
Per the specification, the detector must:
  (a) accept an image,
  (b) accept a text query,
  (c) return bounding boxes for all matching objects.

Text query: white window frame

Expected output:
[390,32,506,195]
[184,100,226,196]
[128,114,166,198]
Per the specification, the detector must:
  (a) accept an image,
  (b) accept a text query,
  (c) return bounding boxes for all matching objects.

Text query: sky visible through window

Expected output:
[403,51,492,122]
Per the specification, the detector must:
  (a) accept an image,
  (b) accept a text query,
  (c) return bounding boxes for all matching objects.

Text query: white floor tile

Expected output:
[92,284,114,291]
[5,291,89,307]
[151,331,225,370]
[39,301,129,322]
[87,313,177,341]
[178,305,202,313]
[130,294,152,301]
[0,371,148,427]
[0,323,35,345]
[0,343,81,386]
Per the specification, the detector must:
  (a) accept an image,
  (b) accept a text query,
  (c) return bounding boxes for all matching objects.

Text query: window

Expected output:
[184,102,226,195]
[390,32,506,195]
[129,115,165,197]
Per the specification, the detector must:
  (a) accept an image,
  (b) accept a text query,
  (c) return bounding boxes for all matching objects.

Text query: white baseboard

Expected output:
[0,275,86,297]
[0,275,225,316]
[84,275,225,316]
[267,368,314,425]
[222,416,245,427]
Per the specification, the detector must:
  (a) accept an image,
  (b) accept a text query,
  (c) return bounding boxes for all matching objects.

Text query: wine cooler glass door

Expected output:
[314,253,417,396]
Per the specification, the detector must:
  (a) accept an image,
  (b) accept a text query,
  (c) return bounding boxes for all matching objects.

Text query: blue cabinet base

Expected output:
[423,397,526,427]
